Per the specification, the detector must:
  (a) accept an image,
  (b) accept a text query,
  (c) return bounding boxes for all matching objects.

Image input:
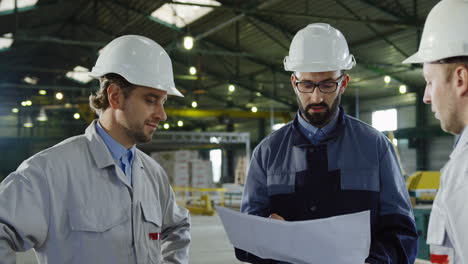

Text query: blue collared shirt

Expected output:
[96,121,136,185]
[297,107,340,144]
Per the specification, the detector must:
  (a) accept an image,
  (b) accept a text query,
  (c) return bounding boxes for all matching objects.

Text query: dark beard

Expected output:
[298,95,341,127]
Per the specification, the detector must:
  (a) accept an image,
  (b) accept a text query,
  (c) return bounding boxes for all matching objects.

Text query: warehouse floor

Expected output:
[16,215,429,264]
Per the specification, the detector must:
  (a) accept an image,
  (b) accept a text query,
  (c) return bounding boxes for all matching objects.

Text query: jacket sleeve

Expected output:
[160,185,191,264]
[366,142,418,264]
[0,159,50,264]
[235,147,279,264]
[444,167,468,263]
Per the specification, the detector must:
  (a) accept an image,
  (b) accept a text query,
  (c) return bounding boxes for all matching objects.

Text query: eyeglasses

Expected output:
[294,75,345,93]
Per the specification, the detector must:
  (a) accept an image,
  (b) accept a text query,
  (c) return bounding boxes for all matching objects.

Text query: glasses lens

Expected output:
[318,82,337,93]
[298,82,315,92]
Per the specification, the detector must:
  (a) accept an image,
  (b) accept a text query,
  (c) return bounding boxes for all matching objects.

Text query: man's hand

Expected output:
[269,213,285,221]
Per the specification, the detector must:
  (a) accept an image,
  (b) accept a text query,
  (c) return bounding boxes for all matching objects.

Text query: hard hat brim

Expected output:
[402,52,425,64]
[88,71,184,97]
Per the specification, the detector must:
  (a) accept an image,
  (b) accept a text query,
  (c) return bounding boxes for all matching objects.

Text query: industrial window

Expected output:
[151,0,221,28]
[210,149,222,183]
[372,108,397,132]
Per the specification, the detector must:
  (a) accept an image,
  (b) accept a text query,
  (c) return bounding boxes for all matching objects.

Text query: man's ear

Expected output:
[291,73,298,95]
[107,83,123,110]
[454,65,468,97]
[339,74,350,94]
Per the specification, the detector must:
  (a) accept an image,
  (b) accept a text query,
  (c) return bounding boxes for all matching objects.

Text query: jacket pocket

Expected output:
[340,167,380,192]
[266,172,295,196]
[68,205,132,263]
[140,201,162,263]
[69,206,129,232]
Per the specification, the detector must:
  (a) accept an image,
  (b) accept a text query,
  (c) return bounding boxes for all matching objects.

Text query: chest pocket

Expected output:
[68,205,131,262]
[141,201,163,263]
[69,205,129,232]
[266,172,295,196]
[340,167,380,192]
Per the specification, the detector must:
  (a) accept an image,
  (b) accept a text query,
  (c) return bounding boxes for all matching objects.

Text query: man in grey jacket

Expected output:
[0,35,190,264]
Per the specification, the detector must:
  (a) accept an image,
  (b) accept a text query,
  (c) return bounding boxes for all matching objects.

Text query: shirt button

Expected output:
[310,205,317,212]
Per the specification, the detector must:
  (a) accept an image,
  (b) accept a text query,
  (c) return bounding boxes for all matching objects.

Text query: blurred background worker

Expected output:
[0,35,190,264]
[403,0,468,263]
[236,23,418,264]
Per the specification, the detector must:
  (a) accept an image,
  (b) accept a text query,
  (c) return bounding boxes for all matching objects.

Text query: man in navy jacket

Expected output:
[235,23,418,264]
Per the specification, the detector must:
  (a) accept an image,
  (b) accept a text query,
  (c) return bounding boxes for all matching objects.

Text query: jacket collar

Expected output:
[85,120,116,169]
[450,125,468,159]
[291,106,346,147]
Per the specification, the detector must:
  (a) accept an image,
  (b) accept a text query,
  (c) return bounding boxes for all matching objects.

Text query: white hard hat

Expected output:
[403,0,468,64]
[90,35,183,97]
[284,23,356,72]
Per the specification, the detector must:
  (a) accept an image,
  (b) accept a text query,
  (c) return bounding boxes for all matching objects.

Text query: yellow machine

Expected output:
[173,186,227,216]
[406,171,441,204]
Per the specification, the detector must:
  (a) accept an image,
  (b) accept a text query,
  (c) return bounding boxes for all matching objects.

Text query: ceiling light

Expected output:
[177,120,184,127]
[228,84,235,92]
[37,108,47,122]
[23,116,33,128]
[183,36,194,50]
[73,113,80,120]
[384,75,391,84]
[55,92,64,100]
[38,89,47,95]
[11,108,18,113]
[189,66,197,75]
[24,76,39,85]
[191,101,198,108]
[163,123,170,129]
[251,106,258,113]
[399,85,407,94]
[0,33,13,50]
[66,65,92,84]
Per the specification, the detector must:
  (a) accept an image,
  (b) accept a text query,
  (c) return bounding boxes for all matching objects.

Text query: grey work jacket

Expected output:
[0,121,191,264]
[427,127,468,264]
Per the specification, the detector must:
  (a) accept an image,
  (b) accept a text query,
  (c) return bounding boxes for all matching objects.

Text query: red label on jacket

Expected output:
[149,232,159,240]
[431,254,449,264]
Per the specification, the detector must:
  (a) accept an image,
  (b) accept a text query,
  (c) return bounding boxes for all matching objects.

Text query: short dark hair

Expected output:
[89,73,136,115]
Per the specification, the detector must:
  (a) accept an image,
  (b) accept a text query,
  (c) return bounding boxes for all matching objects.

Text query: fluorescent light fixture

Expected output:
[183,36,194,50]
[66,65,93,84]
[73,113,80,120]
[251,106,258,113]
[256,92,261,97]
[191,101,198,108]
[399,85,407,94]
[37,108,47,122]
[372,108,397,132]
[12,108,19,113]
[38,89,47,95]
[0,33,13,50]
[65,103,72,108]
[24,76,39,85]
[228,84,235,92]
[189,66,197,75]
[26,100,32,106]
[150,0,221,28]
[55,92,64,100]
[177,120,184,127]
[384,75,391,84]
[0,0,38,12]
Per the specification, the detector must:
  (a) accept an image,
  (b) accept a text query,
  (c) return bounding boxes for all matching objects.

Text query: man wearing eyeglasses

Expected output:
[236,23,418,264]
